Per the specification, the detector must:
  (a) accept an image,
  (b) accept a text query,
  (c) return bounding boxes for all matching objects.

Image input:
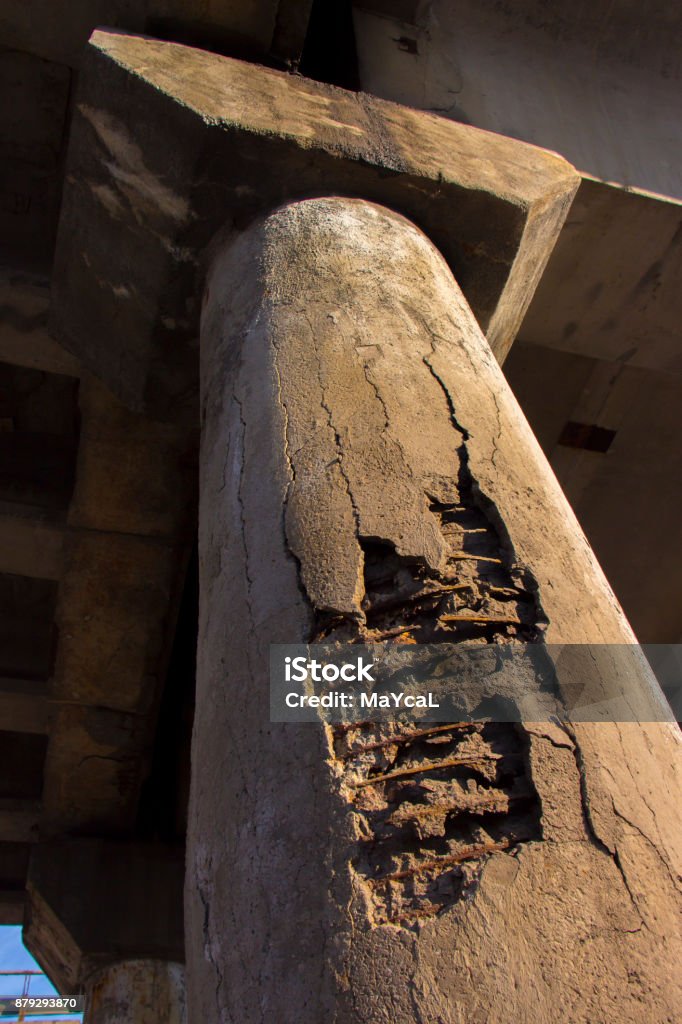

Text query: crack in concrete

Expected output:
[270,331,311,613]
[306,311,365,618]
[231,389,259,690]
[315,377,362,537]
[558,721,649,931]
[611,797,681,893]
[559,721,614,854]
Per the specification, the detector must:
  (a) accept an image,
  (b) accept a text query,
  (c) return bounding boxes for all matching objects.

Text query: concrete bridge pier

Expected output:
[188,196,682,1023]
[84,960,186,1024]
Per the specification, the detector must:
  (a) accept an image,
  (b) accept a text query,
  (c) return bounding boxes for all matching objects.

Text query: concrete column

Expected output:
[85,960,186,1024]
[189,198,682,1023]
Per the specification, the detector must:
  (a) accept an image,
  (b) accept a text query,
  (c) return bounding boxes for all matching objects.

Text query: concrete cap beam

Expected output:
[51,29,579,414]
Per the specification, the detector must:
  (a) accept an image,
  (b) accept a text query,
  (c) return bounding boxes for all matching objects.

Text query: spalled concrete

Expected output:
[190,197,682,1023]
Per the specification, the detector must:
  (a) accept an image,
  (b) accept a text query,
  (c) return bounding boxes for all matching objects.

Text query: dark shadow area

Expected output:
[300,0,360,90]
[136,549,197,842]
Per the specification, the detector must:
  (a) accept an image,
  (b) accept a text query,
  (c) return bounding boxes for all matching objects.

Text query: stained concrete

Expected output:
[190,197,681,1023]
[85,960,186,1024]
[349,0,682,648]
[0,360,195,854]
[504,179,682,644]
[519,179,682,375]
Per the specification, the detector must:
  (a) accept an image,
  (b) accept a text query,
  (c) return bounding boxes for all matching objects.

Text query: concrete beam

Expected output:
[36,372,194,834]
[0,889,25,925]
[51,29,578,415]
[0,514,64,581]
[0,271,81,378]
[0,679,49,735]
[40,705,153,835]
[519,178,682,374]
[352,0,682,199]
[68,376,196,539]
[0,799,41,843]
[51,531,179,714]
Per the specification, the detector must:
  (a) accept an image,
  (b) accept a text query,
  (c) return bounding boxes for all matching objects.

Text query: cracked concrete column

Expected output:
[84,961,186,1024]
[189,198,682,1023]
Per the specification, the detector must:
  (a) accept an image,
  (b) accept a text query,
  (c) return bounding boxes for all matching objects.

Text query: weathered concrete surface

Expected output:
[189,197,682,1022]
[505,339,682,645]
[50,29,578,414]
[25,840,184,993]
[85,960,186,1024]
[353,0,682,199]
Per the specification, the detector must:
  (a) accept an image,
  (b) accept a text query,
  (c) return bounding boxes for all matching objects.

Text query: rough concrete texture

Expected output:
[189,198,682,1022]
[50,29,578,415]
[85,960,186,1024]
